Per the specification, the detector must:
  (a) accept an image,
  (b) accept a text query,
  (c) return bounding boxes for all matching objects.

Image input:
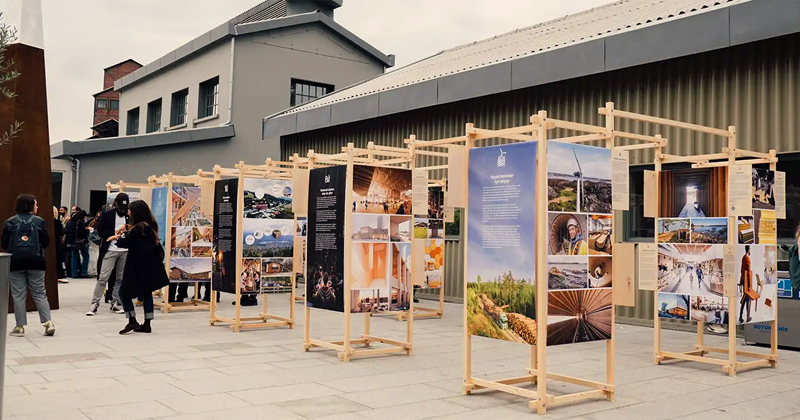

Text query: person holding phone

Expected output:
[86,193,130,316]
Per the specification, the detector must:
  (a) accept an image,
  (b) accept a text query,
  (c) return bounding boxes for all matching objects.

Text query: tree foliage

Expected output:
[468,271,536,319]
[0,13,22,147]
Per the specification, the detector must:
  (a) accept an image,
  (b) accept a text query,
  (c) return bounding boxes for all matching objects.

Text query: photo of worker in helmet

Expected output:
[548,213,588,256]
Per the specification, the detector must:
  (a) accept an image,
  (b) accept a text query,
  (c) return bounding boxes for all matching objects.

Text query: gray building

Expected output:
[51,0,393,212]
[262,0,800,313]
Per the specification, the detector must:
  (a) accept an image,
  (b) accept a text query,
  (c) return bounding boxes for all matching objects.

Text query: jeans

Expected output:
[9,270,51,327]
[71,246,89,277]
[122,293,154,320]
[91,250,126,306]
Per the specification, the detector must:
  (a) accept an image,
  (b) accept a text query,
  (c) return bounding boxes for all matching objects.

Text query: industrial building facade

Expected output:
[264,0,800,320]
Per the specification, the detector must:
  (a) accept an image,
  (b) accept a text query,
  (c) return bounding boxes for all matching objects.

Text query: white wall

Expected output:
[118,40,232,136]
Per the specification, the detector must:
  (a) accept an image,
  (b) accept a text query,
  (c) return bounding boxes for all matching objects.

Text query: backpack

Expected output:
[8,216,41,258]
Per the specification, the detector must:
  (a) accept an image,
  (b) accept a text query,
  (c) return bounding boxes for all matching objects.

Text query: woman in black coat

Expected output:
[108,200,169,334]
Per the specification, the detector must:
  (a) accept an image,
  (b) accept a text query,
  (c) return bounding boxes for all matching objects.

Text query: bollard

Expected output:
[0,253,10,419]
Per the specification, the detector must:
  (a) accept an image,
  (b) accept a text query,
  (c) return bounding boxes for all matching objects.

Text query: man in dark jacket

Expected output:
[87,194,130,316]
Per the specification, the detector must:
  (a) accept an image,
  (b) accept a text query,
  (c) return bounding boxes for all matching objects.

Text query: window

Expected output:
[290,79,334,107]
[147,99,162,133]
[96,99,107,109]
[198,77,219,119]
[170,88,189,127]
[110,100,119,110]
[126,108,140,135]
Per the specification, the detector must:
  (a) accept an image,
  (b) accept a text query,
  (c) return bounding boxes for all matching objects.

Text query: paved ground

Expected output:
[4,279,800,420]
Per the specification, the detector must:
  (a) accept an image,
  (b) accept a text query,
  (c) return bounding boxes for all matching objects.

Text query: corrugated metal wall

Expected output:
[282,33,800,316]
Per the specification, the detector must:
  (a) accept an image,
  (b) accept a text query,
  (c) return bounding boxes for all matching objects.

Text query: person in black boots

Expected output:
[110,200,169,335]
[87,195,129,316]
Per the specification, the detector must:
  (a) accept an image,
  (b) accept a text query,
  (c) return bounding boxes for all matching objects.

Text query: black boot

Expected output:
[120,318,139,335]
[134,319,152,333]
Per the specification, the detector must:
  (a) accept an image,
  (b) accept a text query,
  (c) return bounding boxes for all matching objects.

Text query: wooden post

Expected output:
[163,174,175,314]
[234,164,245,332]
[463,124,474,395]
[304,157,315,351]
[342,145,355,361]
[535,110,548,415]
[654,150,662,364]
[604,102,616,401]
[727,127,737,376]
[769,153,779,368]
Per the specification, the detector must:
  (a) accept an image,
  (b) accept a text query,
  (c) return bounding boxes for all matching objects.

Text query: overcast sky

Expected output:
[0,0,614,143]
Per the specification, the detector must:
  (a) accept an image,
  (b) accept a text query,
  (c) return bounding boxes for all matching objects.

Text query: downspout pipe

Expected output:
[221,36,235,126]
[71,157,80,208]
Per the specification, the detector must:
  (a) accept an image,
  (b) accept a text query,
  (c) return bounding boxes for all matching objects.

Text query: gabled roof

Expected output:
[114,0,391,92]
[263,0,800,138]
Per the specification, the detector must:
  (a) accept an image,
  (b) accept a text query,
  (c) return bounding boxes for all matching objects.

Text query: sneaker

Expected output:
[110,303,125,314]
[58,278,69,284]
[9,326,24,337]
[86,303,99,316]
[43,321,55,336]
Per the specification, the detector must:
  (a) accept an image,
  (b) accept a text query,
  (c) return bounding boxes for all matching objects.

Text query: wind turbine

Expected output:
[572,149,583,211]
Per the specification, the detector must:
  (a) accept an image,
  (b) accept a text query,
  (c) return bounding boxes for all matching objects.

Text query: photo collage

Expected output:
[349,165,413,313]
[656,167,729,324]
[734,168,779,325]
[169,186,213,282]
[415,186,445,289]
[241,179,294,295]
[546,142,614,346]
[656,167,780,325]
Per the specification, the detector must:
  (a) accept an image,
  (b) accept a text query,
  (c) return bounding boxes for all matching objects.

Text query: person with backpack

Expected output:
[1,194,55,337]
[67,210,89,278]
[87,194,130,316]
[107,200,169,334]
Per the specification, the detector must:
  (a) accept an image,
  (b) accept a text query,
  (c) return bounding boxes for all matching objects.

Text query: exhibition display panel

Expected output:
[301,146,416,362]
[147,172,217,314]
[409,106,642,414]
[600,106,783,376]
[209,160,301,332]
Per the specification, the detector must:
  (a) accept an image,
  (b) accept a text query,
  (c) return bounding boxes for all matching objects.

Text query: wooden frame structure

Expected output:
[299,145,416,362]
[205,159,299,332]
[598,105,781,376]
[407,107,637,414]
[147,172,215,314]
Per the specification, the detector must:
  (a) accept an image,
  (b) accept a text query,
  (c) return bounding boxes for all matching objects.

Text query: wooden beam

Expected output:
[548,118,606,134]
[608,109,730,137]
[552,133,608,144]
[613,131,667,144]
[528,369,614,392]
[549,389,607,407]
[615,142,663,151]
[660,351,731,366]
[470,378,540,400]
[361,335,412,349]
[693,157,777,168]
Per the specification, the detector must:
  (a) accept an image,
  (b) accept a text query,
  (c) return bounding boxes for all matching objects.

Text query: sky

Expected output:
[0,0,614,144]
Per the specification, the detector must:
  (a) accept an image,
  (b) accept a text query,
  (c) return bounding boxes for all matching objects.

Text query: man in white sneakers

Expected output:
[87,194,129,316]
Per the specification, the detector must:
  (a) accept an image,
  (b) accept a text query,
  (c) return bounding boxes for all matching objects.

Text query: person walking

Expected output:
[87,193,130,316]
[52,207,68,283]
[1,194,55,337]
[68,210,90,278]
[109,201,169,334]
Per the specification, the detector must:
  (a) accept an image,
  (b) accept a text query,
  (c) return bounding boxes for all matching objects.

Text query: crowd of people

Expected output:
[1,193,169,336]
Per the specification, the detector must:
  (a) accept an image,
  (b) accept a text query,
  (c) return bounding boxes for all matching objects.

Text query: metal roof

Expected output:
[263,0,800,138]
[50,125,236,158]
[114,0,388,92]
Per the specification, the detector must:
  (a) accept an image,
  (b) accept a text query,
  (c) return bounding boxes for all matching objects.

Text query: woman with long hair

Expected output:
[107,200,169,334]
[1,194,55,336]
